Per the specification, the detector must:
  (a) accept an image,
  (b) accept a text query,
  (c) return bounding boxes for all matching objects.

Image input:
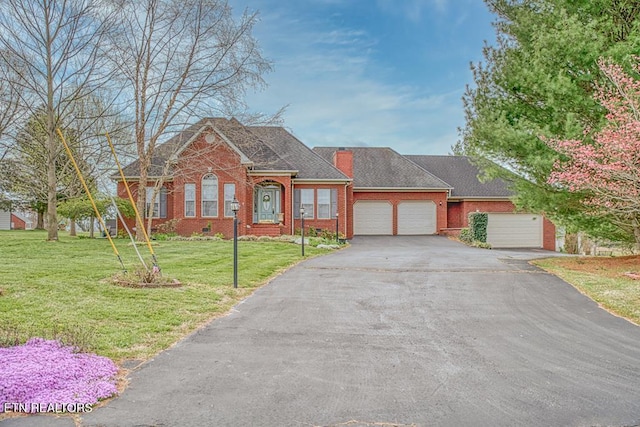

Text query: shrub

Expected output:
[459,228,472,243]
[472,241,492,249]
[468,212,488,243]
[156,219,179,234]
[458,227,491,249]
[238,235,258,241]
[154,233,177,241]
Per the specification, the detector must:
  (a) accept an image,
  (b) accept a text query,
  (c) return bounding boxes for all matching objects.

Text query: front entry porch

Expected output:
[251,183,284,236]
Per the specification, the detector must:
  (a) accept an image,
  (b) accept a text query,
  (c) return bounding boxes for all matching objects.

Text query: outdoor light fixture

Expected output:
[231,197,240,288]
[231,198,240,214]
[300,206,305,257]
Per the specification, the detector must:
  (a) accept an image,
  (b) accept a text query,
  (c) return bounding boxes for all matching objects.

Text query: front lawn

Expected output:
[0,230,328,361]
[534,255,640,325]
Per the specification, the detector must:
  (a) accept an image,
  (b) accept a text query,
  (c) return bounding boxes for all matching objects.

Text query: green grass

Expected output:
[533,256,640,325]
[0,230,329,361]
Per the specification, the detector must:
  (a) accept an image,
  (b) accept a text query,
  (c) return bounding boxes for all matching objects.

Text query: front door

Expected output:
[257,187,279,223]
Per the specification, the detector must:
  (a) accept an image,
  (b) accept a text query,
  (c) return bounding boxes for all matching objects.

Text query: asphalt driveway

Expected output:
[5,236,640,426]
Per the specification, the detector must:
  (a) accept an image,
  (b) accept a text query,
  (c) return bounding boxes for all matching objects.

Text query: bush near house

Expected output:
[468,212,488,243]
[459,217,492,249]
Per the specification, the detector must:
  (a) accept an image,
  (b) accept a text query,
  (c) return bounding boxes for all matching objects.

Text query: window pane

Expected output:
[318,189,330,219]
[185,184,196,217]
[224,183,235,217]
[185,184,195,200]
[159,188,167,218]
[146,187,160,218]
[185,201,195,217]
[301,189,314,218]
[317,189,330,204]
[203,201,217,217]
[202,185,216,200]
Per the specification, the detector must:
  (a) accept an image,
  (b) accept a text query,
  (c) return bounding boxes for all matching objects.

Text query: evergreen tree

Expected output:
[459,0,640,241]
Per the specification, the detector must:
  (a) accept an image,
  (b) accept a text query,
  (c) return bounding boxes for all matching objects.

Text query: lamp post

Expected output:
[300,206,305,257]
[231,197,240,288]
[335,211,339,243]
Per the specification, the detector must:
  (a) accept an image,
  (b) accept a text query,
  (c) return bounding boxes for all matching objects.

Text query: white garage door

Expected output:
[354,201,392,235]
[486,213,542,248]
[397,201,437,235]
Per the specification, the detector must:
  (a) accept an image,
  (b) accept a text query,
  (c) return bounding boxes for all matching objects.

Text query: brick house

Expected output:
[115,118,555,250]
[117,118,351,239]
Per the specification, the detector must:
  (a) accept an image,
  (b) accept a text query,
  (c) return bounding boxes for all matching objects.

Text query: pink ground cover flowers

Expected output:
[0,338,118,411]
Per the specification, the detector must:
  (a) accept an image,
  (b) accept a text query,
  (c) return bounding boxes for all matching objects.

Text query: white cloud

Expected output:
[239,0,468,155]
[375,0,448,22]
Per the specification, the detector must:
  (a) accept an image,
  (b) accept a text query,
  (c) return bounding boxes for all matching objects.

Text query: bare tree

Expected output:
[0,0,116,240]
[0,50,25,159]
[104,0,272,238]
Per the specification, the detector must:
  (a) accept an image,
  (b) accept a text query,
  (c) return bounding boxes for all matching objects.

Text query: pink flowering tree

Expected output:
[546,58,640,247]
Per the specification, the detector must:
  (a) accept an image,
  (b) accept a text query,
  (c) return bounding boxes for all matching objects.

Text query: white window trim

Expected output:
[202,174,218,218]
[184,183,196,218]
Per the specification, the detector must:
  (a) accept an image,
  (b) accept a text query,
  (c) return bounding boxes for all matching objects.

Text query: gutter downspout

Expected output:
[344,182,349,238]
[291,181,295,235]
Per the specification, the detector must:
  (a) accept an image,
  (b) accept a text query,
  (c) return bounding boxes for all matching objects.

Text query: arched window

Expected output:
[201,174,218,217]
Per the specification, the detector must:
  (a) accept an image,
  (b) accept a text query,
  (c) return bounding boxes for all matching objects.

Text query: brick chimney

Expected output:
[333,148,353,178]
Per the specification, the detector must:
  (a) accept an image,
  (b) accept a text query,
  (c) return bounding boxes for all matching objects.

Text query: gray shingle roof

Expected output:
[407,155,513,198]
[313,147,451,190]
[212,119,293,171]
[116,118,349,181]
[248,127,349,180]
[119,118,213,178]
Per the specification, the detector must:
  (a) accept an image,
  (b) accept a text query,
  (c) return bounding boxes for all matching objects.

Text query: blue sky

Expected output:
[229,0,496,155]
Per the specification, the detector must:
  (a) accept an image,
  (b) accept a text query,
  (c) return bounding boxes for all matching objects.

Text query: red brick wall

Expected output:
[353,191,448,235]
[447,202,463,228]
[543,217,556,251]
[170,133,250,238]
[458,200,516,227]
[116,181,175,234]
[333,150,353,178]
[10,214,25,230]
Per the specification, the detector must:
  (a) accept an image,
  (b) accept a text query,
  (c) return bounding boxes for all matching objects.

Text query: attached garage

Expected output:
[354,201,392,235]
[486,213,542,248]
[397,201,436,235]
